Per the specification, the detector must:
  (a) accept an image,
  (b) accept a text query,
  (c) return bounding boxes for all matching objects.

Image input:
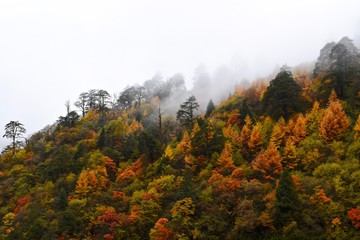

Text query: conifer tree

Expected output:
[176,95,200,128]
[291,114,307,144]
[251,142,282,180]
[270,118,286,149]
[205,99,215,118]
[262,66,303,119]
[274,169,300,228]
[248,122,262,157]
[319,90,349,141]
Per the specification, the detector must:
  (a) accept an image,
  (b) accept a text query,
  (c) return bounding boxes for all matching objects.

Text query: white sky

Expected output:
[1,0,360,147]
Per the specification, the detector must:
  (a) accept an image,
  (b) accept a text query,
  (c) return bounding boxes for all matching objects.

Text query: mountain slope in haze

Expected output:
[1,37,360,239]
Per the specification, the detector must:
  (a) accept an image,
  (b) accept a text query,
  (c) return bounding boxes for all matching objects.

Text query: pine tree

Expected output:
[205,99,215,118]
[262,66,303,119]
[274,169,300,228]
[176,95,200,128]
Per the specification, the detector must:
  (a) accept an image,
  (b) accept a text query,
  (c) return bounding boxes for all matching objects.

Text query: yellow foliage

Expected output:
[270,118,286,148]
[283,138,297,170]
[164,146,175,160]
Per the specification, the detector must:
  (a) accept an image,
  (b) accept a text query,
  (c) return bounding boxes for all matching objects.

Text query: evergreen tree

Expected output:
[176,95,200,128]
[55,188,68,211]
[274,169,300,228]
[205,99,215,118]
[3,120,26,155]
[262,66,303,119]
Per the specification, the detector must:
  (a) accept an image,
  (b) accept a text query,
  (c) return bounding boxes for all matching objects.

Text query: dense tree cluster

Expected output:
[1,37,360,239]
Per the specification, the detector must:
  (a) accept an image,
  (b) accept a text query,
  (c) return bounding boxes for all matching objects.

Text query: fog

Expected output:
[1,0,360,148]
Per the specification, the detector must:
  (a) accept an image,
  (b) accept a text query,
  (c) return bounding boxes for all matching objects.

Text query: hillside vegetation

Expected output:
[1,37,360,239]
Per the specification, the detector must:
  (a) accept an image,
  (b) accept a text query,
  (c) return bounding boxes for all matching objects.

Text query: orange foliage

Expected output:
[190,121,201,138]
[216,142,236,175]
[251,143,283,180]
[117,169,136,182]
[116,159,143,183]
[291,114,307,143]
[310,188,331,204]
[227,112,241,127]
[103,156,116,172]
[75,167,109,197]
[75,171,90,197]
[208,171,241,192]
[347,207,360,229]
[248,123,262,155]
[113,191,125,200]
[291,175,300,190]
[319,91,349,141]
[223,124,241,145]
[230,167,244,179]
[150,218,174,240]
[239,124,251,149]
[176,131,191,153]
[86,130,97,139]
[285,119,295,139]
[127,119,143,135]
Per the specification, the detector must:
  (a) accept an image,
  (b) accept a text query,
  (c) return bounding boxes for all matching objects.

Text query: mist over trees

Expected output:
[2,36,360,239]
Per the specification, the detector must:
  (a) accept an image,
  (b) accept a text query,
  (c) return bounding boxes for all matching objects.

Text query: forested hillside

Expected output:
[1,37,360,239]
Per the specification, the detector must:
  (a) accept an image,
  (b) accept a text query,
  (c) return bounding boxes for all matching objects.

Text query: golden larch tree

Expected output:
[291,114,307,144]
[282,138,297,170]
[248,122,263,156]
[270,118,286,149]
[217,142,236,175]
[319,91,349,141]
[252,142,283,180]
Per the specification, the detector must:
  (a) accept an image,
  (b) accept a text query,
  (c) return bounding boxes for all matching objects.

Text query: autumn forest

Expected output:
[1,37,360,239]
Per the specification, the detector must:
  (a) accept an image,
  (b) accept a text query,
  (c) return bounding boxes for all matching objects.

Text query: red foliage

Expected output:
[347,207,360,229]
[14,196,32,214]
[17,196,32,205]
[142,193,156,201]
[104,233,114,240]
[98,210,120,223]
[113,191,125,200]
[150,218,174,240]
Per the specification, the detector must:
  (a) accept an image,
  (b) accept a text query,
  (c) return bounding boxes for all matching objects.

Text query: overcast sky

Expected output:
[1,0,360,148]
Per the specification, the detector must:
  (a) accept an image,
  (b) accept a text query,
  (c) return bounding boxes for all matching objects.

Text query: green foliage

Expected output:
[205,99,216,118]
[274,169,300,228]
[176,95,200,128]
[2,37,360,239]
[263,66,304,119]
